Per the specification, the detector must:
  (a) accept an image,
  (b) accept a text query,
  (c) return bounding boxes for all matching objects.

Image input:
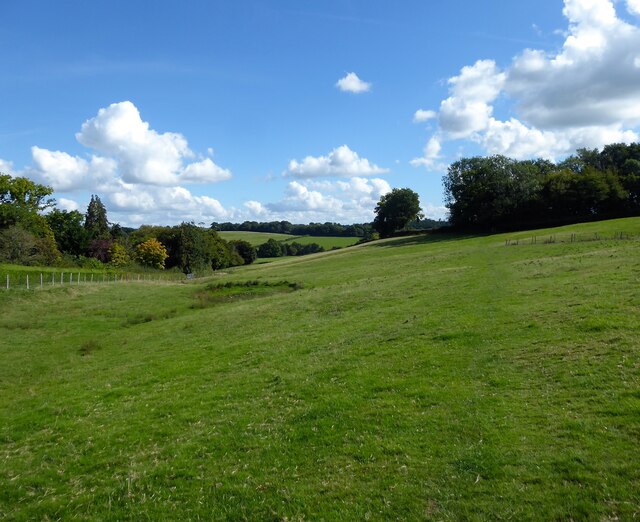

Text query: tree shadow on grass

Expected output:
[368,231,477,248]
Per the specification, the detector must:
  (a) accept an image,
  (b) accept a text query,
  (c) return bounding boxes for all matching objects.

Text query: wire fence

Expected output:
[1,270,190,291]
[504,231,636,247]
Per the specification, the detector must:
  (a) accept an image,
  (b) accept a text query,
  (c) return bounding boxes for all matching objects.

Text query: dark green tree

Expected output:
[229,239,257,265]
[444,156,544,229]
[257,238,283,258]
[541,167,627,218]
[84,194,110,240]
[283,242,299,256]
[46,209,90,256]
[373,188,423,238]
[0,222,60,265]
[177,222,232,274]
[620,159,640,208]
[297,242,324,255]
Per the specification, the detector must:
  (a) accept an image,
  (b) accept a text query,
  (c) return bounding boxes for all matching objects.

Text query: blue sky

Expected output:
[1,0,639,226]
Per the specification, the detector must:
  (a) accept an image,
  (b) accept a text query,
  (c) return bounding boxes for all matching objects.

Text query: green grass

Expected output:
[1,217,639,520]
[218,231,295,245]
[219,230,360,249]
[0,263,186,289]
[281,235,360,249]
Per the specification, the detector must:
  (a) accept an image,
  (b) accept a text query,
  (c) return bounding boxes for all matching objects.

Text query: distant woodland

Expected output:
[1,142,638,270]
[444,142,640,231]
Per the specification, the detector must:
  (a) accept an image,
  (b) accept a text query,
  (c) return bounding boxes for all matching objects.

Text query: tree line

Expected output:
[0,175,350,272]
[256,238,326,258]
[0,177,258,273]
[5,141,636,270]
[443,143,640,231]
[211,220,374,238]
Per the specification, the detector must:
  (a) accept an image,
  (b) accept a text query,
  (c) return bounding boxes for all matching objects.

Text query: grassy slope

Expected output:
[219,230,360,249]
[218,231,294,245]
[1,218,639,520]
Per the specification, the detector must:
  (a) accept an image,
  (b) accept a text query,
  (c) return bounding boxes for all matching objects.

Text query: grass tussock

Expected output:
[123,308,179,326]
[191,280,302,309]
[78,339,102,356]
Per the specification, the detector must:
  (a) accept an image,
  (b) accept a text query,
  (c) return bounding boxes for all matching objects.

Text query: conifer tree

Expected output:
[84,194,110,240]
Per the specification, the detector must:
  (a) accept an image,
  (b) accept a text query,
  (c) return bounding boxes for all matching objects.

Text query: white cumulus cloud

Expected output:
[181,158,232,183]
[335,72,371,93]
[57,198,81,212]
[248,177,391,224]
[413,109,437,123]
[629,0,640,16]
[269,181,343,213]
[285,145,388,178]
[30,147,91,191]
[438,59,506,139]
[0,159,15,174]
[410,135,445,170]
[423,203,449,221]
[243,200,269,218]
[413,0,640,167]
[76,101,190,185]
[12,101,234,226]
[75,101,230,186]
[107,184,231,225]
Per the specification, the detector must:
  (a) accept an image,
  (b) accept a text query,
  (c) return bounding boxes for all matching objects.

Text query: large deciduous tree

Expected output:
[0,174,56,236]
[444,156,543,230]
[0,174,55,225]
[373,188,423,238]
[0,174,60,264]
[177,222,232,273]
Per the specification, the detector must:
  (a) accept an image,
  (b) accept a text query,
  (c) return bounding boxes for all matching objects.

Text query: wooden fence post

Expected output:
[26,274,29,290]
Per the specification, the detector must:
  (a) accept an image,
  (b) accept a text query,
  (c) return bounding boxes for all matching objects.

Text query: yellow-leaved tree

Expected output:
[136,238,168,269]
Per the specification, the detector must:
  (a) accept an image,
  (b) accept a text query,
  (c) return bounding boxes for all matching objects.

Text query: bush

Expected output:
[80,256,104,269]
[109,243,130,268]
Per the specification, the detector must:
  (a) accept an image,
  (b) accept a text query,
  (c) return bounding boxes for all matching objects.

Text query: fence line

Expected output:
[1,270,197,291]
[505,231,636,247]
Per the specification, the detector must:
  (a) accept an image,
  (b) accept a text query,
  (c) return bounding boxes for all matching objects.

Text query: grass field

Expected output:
[218,231,294,245]
[219,230,361,249]
[1,218,639,520]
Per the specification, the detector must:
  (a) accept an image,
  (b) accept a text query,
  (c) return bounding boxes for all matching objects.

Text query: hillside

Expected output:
[218,230,361,249]
[1,217,639,520]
